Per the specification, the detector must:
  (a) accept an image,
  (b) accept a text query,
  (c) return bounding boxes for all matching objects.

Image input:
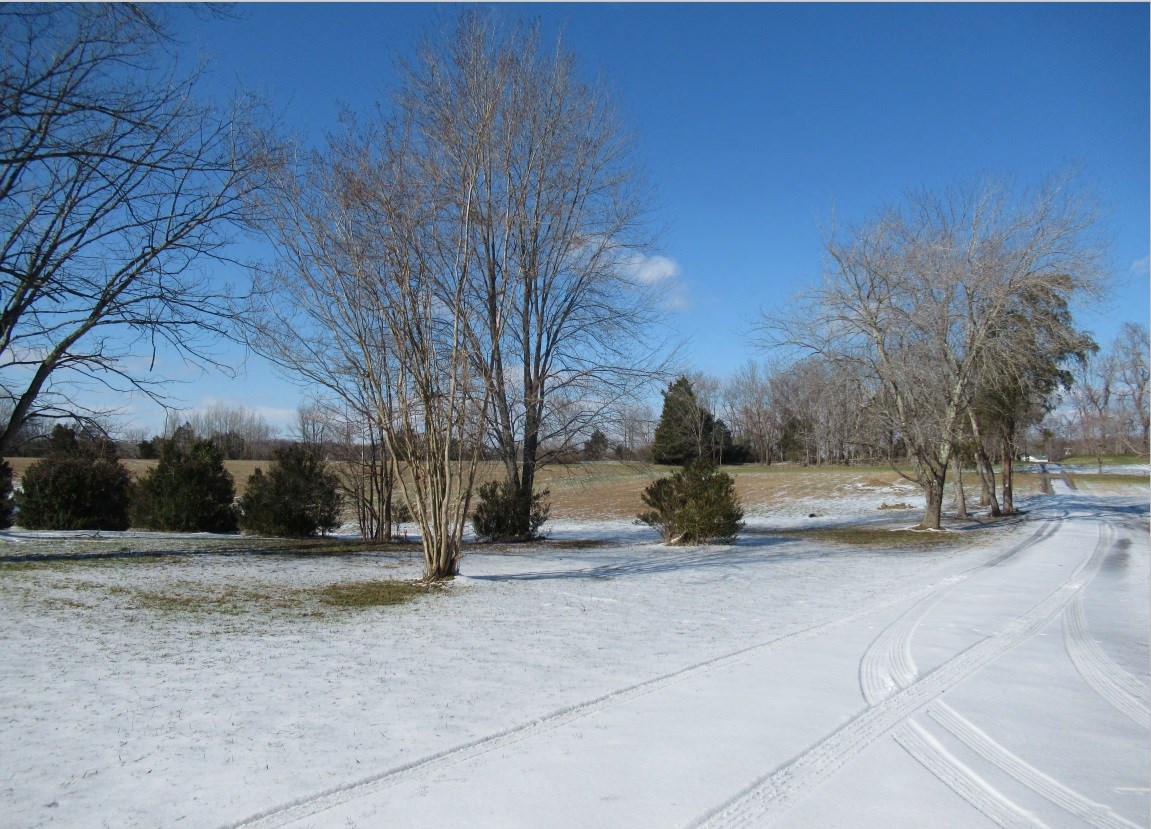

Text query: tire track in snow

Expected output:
[867,521,1140,829]
[691,520,1109,829]
[1063,593,1150,728]
[226,527,1046,829]
[860,520,1059,705]
[894,721,1046,829]
[928,703,1141,829]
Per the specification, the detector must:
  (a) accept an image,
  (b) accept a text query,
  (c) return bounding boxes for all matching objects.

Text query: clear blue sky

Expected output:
[134,2,1149,435]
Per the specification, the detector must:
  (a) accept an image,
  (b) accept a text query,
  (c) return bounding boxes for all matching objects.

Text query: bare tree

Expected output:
[1114,322,1149,453]
[248,24,519,579]
[0,4,274,455]
[405,15,673,536]
[762,175,1106,528]
[723,361,780,464]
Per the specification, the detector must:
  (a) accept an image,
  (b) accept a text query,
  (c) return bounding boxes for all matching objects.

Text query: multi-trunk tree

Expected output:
[763,175,1106,529]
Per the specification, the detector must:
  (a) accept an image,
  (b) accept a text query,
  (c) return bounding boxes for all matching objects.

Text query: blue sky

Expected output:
[138,2,1149,435]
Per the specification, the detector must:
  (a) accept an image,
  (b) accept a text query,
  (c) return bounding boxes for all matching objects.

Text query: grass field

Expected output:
[3,457,1142,525]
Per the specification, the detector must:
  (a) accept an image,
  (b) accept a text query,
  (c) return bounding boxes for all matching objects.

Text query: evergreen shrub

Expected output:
[239,443,342,537]
[13,426,132,531]
[132,438,237,532]
[472,479,550,541]
[1,459,15,529]
[638,460,744,544]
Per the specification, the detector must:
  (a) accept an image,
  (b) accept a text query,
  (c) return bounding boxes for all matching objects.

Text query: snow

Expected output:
[0,489,1147,828]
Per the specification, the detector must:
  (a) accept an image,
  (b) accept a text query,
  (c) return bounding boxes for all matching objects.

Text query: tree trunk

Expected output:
[919,474,945,530]
[1001,441,1015,515]
[423,536,460,581]
[953,458,969,518]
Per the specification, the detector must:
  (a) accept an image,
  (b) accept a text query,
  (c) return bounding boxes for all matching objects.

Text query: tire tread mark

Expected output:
[895,720,1045,829]
[1063,595,1150,728]
[227,544,1025,829]
[860,521,1058,706]
[692,522,1108,829]
[929,702,1141,829]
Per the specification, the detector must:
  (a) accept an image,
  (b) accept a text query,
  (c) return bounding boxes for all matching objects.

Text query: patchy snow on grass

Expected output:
[0,490,1146,828]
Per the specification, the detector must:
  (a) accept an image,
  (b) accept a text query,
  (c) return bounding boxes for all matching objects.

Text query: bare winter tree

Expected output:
[761,174,1106,529]
[1113,322,1149,453]
[405,15,673,536]
[178,402,277,459]
[0,4,275,455]
[722,361,779,464]
[247,23,524,579]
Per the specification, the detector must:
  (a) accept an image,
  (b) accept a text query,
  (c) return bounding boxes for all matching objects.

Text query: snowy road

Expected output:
[1,492,1147,828]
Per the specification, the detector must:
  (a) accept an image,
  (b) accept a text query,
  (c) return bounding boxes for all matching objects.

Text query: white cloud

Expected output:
[1129,254,1150,276]
[622,253,689,310]
[626,253,682,285]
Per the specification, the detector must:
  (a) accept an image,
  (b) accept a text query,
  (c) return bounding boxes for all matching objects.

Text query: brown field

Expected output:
[2,457,1109,522]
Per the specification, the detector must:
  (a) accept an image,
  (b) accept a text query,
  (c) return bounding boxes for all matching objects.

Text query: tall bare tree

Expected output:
[404,15,672,536]
[762,175,1106,528]
[0,4,273,454]
[1114,322,1149,453]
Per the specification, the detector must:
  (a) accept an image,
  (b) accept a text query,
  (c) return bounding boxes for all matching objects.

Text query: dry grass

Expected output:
[99,578,429,616]
[4,457,268,495]
[539,462,915,519]
[318,579,428,608]
[775,526,985,549]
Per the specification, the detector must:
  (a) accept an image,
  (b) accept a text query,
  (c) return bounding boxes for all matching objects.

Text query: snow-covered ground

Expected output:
[1,489,1147,828]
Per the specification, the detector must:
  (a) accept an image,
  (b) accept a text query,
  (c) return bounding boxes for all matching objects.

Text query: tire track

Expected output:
[860,520,1059,705]
[867,520,1140,829]
[928,703,1141,829]
[226,525,1051,829]
[691,521,1108,829]
[894,721,1046,829]
[1063,593,1150,728]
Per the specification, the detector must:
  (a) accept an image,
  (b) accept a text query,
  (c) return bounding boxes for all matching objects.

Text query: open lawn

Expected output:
[0,483,1146,828]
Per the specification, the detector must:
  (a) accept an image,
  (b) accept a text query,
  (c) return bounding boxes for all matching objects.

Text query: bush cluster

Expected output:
[132,438,238,532]
[472,479,550,542]
[638,460,744,544]
[238,444,342,537]
[14,427,132,531]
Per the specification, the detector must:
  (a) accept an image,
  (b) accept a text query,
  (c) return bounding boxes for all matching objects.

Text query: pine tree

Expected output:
[132,438,237,532]
[651,377,733,466]
[239,443,342,537]
[583,429,609,461]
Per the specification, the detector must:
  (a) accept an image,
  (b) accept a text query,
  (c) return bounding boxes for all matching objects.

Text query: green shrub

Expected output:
[638,460,744,544]
[132,438,237,532]
[0,459,14,529]
[239,443,342,537]
[471,479,550,541]
[12,426,132,531]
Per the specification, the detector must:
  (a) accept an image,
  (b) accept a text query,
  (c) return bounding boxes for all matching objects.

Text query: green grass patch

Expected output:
[318,579,428,608]
[1058,455,1149,467]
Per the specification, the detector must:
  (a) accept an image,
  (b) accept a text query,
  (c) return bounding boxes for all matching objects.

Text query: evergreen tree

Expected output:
[638,460,744,544]
[583,429,609,461]
[651,377,733,465]
[0,459,14,529]
[132,438,237,532]
[239,443,342,537]
[14,425,132,530]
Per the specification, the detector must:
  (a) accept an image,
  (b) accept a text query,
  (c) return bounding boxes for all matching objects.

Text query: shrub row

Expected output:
[2,427,341,537]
